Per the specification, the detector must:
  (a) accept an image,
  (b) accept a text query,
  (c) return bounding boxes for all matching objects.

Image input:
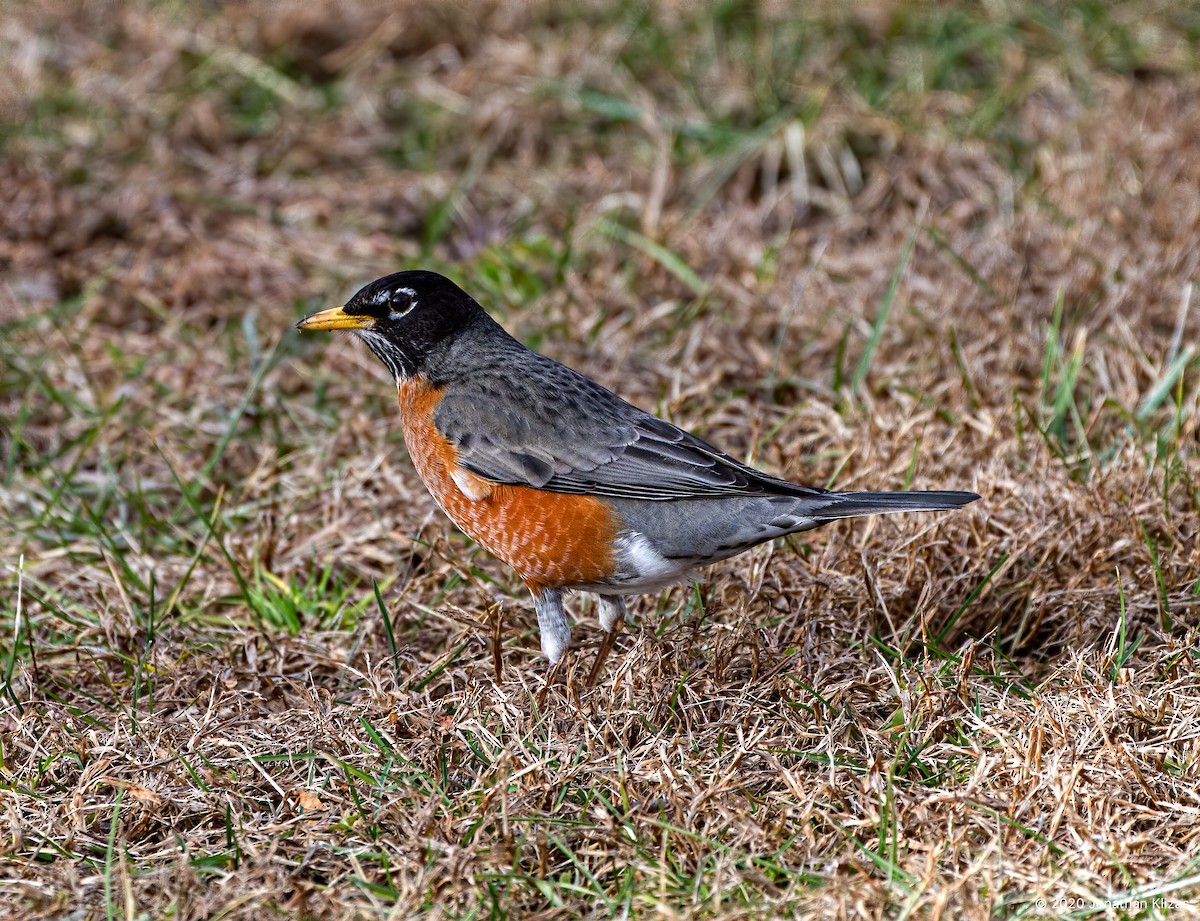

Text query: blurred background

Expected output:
[2,1,1199,918]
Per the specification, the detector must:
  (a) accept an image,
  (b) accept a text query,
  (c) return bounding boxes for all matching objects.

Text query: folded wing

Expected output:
[433,348,830,502]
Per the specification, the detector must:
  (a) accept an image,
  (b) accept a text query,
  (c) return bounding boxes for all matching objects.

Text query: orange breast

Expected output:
[396,378,619,592]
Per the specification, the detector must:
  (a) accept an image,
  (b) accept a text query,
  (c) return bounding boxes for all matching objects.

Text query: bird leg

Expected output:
[533,588,571,666]
[532,589,572,708]
[587,595,627,687]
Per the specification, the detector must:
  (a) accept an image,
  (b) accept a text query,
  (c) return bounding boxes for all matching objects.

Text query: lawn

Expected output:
[2,1,1199,918]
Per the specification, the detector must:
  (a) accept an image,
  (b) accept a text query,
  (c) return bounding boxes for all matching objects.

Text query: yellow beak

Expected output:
[295,306,375,331]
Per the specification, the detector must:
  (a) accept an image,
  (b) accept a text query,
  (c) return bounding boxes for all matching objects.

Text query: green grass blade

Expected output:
[852,223,919,395]
[373,578,401,681]
[1136,345,1194,423]
[596,217,707,296]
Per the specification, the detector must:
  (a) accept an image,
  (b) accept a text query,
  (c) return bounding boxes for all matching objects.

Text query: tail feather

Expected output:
[815,490,980,520]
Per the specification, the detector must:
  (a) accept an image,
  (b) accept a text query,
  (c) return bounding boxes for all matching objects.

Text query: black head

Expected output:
[296,271,496,380]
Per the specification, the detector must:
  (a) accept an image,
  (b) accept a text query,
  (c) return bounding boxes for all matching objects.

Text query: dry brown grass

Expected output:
[2,1,1199,918]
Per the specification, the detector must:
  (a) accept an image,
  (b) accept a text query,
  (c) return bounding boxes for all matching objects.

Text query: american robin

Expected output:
[297,271,978,683]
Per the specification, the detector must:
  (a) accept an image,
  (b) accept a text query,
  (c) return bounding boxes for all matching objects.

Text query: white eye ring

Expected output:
[388,286,417,320]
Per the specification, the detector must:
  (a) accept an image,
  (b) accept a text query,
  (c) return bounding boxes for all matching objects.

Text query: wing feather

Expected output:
[432,349,829,502]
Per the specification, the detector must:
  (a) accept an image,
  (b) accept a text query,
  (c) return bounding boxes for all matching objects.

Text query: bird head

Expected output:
[296,270,491,381]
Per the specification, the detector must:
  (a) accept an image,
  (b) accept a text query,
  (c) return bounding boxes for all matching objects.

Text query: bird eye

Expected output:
[388,289,415,319]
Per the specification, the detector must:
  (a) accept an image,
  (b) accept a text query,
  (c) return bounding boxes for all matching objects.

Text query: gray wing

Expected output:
[433,349,830,502]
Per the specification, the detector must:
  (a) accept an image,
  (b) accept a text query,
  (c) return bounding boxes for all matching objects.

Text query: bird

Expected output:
[297,271,979,684]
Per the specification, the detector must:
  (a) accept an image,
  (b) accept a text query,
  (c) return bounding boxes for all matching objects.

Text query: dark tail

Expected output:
[816,490,979,520]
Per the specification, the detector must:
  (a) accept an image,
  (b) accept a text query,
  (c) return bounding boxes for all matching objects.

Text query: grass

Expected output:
[2,0,1200,918]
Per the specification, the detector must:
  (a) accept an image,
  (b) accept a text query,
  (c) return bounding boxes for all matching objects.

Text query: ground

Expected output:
[2,1,1199,918]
